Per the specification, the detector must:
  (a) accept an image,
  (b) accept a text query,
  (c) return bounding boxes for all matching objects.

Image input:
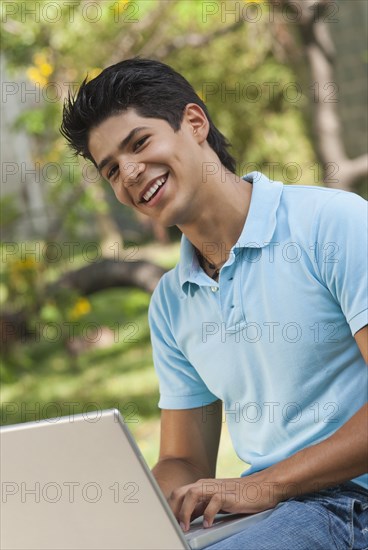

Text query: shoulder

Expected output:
[279,184,366,234]
[148,264,182,320]
[281,183,366,210]
[281,183,341,210]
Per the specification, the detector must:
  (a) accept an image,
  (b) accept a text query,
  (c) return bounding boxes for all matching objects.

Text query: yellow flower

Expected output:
[69,298,91,320]
[29,51,53,82]
[39,62,53,77]
[87,68,102,81]
[111,0,129,18]
[11,258,38,272]
[26,67,47,86]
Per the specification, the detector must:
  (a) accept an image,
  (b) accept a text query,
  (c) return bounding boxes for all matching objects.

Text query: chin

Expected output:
[158,203,189,228]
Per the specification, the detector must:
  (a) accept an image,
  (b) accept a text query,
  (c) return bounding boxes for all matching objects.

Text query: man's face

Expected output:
[88,106,211,227]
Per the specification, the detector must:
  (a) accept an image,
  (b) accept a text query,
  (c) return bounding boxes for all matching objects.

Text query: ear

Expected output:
[182,103,209,144]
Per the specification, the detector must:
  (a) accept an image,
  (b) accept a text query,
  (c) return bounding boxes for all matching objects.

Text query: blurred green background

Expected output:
[1,0,367,476]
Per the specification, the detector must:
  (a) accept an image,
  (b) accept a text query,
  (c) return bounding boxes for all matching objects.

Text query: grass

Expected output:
[1,242,246,477]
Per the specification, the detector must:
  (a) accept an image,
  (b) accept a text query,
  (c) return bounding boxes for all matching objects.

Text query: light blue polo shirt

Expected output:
[148,172,368,488]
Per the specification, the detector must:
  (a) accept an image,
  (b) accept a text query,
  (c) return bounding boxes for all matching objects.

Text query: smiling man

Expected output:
[61,58,368,549]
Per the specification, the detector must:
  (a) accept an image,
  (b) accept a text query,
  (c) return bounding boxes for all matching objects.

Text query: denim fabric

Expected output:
[205,482,368,550]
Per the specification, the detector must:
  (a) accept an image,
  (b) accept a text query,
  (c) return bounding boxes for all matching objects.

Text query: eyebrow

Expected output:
[97,126,150,174]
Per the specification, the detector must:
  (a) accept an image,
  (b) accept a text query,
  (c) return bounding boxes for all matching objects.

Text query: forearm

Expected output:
[152,457,208,499]
[269,403,368,500]
[168,403,368,530]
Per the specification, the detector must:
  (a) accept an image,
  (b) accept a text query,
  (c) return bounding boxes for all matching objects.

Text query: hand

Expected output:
[168,472,282,532]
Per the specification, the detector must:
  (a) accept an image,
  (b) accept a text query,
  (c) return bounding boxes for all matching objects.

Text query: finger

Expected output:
[178,485,206,532]
[168,485,189,519]
[191,501,207,521]
[202,495,224,528]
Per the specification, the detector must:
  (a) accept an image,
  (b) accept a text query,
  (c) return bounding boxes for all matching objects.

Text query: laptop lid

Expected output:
[0,409,189,550]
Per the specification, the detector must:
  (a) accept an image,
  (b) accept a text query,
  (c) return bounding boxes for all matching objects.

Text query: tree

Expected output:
[3,0,364,352]
[270,0,368,191]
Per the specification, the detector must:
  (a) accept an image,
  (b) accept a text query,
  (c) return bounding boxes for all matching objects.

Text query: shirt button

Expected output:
[211,286,219,292]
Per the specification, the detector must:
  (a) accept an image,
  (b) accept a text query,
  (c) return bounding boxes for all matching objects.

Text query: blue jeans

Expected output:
[205,482,368,550]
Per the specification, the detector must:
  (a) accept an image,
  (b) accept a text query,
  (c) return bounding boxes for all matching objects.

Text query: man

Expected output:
[61,58,368,549]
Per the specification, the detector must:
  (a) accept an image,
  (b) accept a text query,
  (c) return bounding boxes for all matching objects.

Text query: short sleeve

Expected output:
[314,191,368,335]
[148,278,218,409]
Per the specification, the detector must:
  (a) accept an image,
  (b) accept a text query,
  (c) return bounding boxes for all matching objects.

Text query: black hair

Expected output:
[60,57,236,173]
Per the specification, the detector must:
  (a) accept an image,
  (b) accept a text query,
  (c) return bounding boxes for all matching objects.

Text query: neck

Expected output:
[178,171,252,266]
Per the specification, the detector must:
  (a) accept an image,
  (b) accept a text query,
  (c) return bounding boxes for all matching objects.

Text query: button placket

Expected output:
[219,263,246,329]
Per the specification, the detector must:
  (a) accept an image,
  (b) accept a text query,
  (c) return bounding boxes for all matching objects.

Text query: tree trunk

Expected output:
[271,0,368,190]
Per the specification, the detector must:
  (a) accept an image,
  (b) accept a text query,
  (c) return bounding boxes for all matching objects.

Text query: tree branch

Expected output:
[50,259,167,296]
[1,260,167,347]
[154,19,244,59]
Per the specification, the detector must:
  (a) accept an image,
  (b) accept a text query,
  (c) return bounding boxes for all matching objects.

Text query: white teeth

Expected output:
[143,175,167,202]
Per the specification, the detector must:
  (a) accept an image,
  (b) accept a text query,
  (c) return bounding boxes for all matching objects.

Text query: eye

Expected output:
[107,165,118,180]
[133,136,148,151]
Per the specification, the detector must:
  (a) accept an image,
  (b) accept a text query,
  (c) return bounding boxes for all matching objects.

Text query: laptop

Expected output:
[0,409,278,549]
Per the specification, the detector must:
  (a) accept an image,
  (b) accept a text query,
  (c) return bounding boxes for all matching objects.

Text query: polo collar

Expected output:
[237,171,283,247]
[178,171,283,292]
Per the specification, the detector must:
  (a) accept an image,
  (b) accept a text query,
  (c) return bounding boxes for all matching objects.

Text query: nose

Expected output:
[120,159,145,187]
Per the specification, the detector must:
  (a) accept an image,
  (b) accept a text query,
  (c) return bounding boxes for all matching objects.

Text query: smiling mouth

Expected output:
[141,173,169,203]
